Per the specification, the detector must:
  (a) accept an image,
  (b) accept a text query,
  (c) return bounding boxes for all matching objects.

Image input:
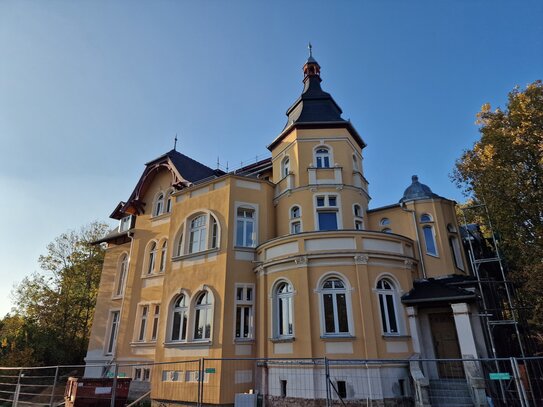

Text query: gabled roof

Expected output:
[111,149,223,219]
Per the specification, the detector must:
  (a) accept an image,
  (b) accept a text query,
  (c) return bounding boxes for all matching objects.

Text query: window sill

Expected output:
[269,337,295,343]
[164,340,212,348]
[111,295,123,300]
[320,335,355,341]
[130,341,156,348]
[150,213,171,221]
[234,338,255,344]
[141,273,165,279]
[382,334,410,341]
[234,246,257,251]
[172,248,219,261]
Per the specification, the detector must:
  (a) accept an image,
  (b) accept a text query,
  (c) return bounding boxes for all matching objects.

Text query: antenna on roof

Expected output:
[174,134,178,151]
[217,156,220,169]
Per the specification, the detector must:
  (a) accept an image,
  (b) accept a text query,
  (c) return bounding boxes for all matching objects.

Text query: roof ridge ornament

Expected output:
[308,42,313,58]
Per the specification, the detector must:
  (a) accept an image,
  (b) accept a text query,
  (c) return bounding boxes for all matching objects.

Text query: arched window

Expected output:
[165,189,174,213]
[115,254,128,297]
[420,213,433,222]
[315,147,331,168]
[153,193,165,217]
[211,216,219,249]
[146,242,157,275]
[274,281,294,338]
[352,154,358,171]
[171,294,188,341]
[159,240,167,273]
[448,224,464,270]
[189,215,207,253]
[376,278,400,335]
[353,204,363,230]
[282,157,290,178]
[194,291,213,340]
[236,207,255,247]
[420,214,437,256]
[382,228,392,234]
[320,277,350,335]
[175,228,184,257]
[290,206,302,234]
[380,218,390,226]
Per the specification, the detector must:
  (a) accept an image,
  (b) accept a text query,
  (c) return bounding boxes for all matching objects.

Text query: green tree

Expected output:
[452,80,543,345]
[1,221,108,366]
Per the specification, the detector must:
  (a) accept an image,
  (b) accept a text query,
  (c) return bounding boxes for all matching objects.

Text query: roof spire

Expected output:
[308,42,313,58]
[174,134,178,151]
[303,43,320,80]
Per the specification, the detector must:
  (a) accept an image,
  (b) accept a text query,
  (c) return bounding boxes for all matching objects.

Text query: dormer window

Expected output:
[153,193,165,217]
[119,215,133,232]
[315,147,331,168]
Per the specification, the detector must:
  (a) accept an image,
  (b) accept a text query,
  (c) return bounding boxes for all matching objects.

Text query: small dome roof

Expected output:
[399,175,443,203]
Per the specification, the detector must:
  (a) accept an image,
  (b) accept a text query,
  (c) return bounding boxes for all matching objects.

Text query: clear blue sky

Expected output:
[0,0,541,316]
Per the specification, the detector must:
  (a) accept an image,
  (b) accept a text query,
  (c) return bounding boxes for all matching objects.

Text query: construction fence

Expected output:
[0,356,542,407]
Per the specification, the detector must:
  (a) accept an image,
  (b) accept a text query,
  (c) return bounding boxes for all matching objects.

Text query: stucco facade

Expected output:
[85,52,486,405]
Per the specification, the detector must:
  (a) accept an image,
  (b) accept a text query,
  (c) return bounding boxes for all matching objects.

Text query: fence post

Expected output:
[324,357,331,407]
[199,358,205,407]
[12,368,22,407]
[510,357,529,407]
[110,363,118,407]
[49,366,60,407]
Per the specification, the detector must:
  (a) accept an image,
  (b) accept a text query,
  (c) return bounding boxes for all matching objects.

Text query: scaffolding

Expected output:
[459,202,543,405]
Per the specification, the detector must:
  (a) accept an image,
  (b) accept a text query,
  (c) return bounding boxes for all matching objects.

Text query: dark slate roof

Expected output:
[234,157,272,178]
[92,228,129,245]
[146,149,222,183]
[399,175,445,203]
[283,75,345,129]
[402,275,478,305]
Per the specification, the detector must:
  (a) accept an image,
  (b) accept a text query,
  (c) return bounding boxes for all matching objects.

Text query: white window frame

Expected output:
[137,304,149,342]
[317,274,354,337]
[314,145,333,168]
[193,290,213,341]
[234,202,258,248]
[159,240,168,273]
[165,188,174,213]
[150,304,160,341]
[105,310,120,355]
[314,193,342,231]
[189,215,207,254]
[375,278,402,335]
[353,204,363,230]
[234,284,255,341]
[420,214,438,257]
[118,215,133,232]
[144,241,158,276]
[281,156,290,179]
[448,233,465,271]
[114,253,129,298]
[272,280,295,339]
[177,211,220,256]
[289,205,302,234]
[153,192,165,217]
[170,293,189,342]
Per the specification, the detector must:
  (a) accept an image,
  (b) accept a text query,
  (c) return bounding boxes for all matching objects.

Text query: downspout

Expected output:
[401,202,427,279]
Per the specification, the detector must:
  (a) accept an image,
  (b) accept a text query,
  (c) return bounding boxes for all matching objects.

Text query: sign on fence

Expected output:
[489,372,511,380]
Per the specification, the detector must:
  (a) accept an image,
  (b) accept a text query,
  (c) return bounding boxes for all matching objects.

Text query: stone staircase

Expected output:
[428,379,473,407]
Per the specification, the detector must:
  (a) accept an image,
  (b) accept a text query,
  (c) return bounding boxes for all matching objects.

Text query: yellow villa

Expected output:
[84,50,488,406]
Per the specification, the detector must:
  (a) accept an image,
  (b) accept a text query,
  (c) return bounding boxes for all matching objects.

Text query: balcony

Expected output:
[257,230,415,264]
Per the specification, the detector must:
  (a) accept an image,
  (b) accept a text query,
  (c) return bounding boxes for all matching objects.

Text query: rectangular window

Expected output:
[355,220,363,230]
[138,305,149,341]
[119,215,133,232]
[236,207,256,247]
[318,212,338,231]
[151,305,160,341]
[316,195,340,231]
[336,381,347,399]
[280,380,287,398]
[106,311,120,355]
[291,221,301,234]
[235,285,254,339]
[423,226,437,255]
[449,236,464,270]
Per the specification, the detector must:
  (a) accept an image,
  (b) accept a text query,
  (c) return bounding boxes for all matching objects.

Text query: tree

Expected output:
[452,80,543,346]
[0,221,108,366]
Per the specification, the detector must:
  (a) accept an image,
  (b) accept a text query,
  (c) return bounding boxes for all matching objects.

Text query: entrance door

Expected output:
[429,312,465,378]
